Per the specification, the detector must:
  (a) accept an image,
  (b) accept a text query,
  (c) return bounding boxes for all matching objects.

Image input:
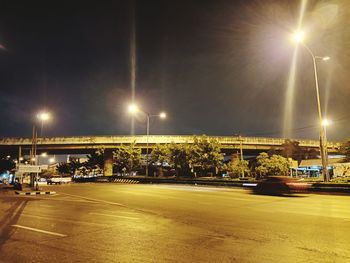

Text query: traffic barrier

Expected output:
[112,178,139,184]
[15,191,56,195]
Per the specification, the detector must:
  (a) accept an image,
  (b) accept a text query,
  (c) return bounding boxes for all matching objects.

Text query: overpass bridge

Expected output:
[0,135,342,154]
[0,135,342,176]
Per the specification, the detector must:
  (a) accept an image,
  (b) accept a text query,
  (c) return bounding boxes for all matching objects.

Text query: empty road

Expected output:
[0,183,349,262]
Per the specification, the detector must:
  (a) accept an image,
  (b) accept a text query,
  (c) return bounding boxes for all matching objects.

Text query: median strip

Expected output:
[15,191,56,195]
[12,224,67,237]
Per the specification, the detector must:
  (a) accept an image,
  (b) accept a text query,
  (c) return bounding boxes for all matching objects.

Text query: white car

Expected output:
[47,176,72,185]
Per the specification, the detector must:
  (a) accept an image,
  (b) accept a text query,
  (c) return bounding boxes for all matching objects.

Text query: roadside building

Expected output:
[298,158,349,178]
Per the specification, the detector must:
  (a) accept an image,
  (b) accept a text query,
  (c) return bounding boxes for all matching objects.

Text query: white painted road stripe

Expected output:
[61,193,125,206]
[12,225,67,237]
[89,212,139,220]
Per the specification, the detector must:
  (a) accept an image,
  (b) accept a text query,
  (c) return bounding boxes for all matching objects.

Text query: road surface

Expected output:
[0,183,349,262]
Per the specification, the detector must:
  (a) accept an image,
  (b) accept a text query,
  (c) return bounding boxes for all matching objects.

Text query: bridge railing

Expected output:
[0,135,342,150]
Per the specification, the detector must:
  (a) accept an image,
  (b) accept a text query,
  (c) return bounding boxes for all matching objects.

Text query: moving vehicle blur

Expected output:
[253,176,310,195]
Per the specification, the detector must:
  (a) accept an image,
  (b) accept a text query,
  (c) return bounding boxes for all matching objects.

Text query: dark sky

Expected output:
[0,0,349,141]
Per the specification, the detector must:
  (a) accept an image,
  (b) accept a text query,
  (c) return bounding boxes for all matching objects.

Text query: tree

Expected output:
[113,142,142,174]
[224,159,250,178]
[151,144,170,177]
[0,156,15,173]
[167,143,191,177]
[255,152,270,177]
[255,152,289,177]
[341,140,350,161]
[151,144,169,165]
[85,150,104,174]
[189,136,224,176]
[57,162,71,175]
[281,140,301,160]
[56,157,83,175]
[281,139,318,163]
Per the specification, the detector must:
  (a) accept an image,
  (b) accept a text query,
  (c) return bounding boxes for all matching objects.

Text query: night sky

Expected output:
[0,0,349,141]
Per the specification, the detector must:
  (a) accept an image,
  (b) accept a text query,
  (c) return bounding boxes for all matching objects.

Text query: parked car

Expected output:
[253,176,310,195]
[47,176,72,185]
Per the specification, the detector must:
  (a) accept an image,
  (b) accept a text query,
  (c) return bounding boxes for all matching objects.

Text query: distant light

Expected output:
[293,31,305,43]
[41,152,48,157]
[31,158,36,161]
[128,104,139,114]
[322,56,330,61]
[37,111,50,121]
[322,119,332,126]
[159,112,166,119]
[6,155,10,159]
[49,157,55,163]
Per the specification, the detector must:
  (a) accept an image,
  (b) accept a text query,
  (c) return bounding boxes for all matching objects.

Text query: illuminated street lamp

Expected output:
[128,104,139,114]
[37,111,51,137]
[128,104,166,177]
[293,31,330,182]
[322,118,332,127]
[31,111,51,189]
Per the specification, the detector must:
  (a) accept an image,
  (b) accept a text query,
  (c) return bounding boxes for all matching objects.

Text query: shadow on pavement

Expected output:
[0,190,38,252]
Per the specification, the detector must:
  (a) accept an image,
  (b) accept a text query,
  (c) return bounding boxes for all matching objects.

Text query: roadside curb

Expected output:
[111,179,139,184]
[15,191,56,196]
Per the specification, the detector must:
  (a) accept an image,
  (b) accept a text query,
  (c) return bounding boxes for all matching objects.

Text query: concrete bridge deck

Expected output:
[0,135,342,153]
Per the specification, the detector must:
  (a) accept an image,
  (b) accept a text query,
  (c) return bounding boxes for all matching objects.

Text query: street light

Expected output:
[128,104,166,177]
[37,111,51,137]
[293,30,330,182]
[31,111,51,189]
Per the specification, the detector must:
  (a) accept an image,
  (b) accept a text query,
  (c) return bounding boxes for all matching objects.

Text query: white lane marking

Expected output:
[36,204,54,208]
[49,198,99,204]
[12,225,67,237]
[60,193,124,206]
[21,213,108,227]
[89,212,139,220]
[98,209,139,215]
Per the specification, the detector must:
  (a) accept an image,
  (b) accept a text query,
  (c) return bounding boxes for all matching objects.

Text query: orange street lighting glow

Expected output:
[293,31,305,43]
[128,104,139,114]
[37,112,50,121]
[322,119,332,126]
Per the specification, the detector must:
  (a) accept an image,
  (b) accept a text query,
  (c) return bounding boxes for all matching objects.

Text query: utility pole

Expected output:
[239,135,244,178]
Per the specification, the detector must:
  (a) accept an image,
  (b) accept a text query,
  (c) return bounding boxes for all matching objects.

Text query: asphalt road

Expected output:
[0,183,350,263]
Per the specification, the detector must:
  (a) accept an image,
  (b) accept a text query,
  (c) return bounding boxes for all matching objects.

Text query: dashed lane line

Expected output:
[12,224,67,237]
[89,212,140,220]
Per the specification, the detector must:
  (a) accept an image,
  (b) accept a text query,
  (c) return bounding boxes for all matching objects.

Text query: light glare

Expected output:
[293,31,305,43]
[322,119,332,126]
[128,104,139,114]
[37,111,50,121]
[159,112,166,119]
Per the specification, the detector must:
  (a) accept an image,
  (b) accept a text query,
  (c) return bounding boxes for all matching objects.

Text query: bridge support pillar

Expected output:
[103,149,113,176]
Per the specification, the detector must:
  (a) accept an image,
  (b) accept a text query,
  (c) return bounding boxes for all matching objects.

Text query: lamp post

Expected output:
[31,111,51,189]
[128,104,166,177]
[293,31,330,182]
